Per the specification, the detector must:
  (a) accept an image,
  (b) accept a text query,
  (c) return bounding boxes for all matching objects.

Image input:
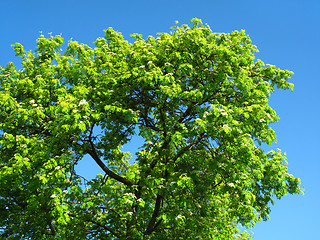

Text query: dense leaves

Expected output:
[0,19,302,239]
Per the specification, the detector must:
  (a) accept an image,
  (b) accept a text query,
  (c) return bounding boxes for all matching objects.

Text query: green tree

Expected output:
[0,19,302,239]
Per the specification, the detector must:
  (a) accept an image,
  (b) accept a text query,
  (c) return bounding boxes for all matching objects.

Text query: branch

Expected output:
[178,104,193,123]
[213,179,223,188]
[48,222,56,236]
[172,132,206,163]
[144,194,163,236]
[86,142,133,187]
[140,108,162,132]
[83,123,133,187]
[69,213,120,238]
[153,218,163,232]
[186,188,201,216]
[92,219,120,238]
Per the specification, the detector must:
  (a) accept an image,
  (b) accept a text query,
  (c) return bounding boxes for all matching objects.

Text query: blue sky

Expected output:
[1,0,319,239]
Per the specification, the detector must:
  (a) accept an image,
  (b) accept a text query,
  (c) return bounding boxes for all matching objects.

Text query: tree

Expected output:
[0,19,302,239]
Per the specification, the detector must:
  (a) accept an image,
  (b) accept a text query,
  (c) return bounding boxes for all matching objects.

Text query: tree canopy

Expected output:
[0,19,302,239]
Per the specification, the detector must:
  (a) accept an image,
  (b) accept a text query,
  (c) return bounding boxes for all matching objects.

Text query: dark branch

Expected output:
[85,123,133,187]
[93,220,120,238]
[153,218,163,232]
[69,213,121,238]
[87,141,133,187]
[48,222,56,236]
[144,194,163,236]
[172,132,206,163]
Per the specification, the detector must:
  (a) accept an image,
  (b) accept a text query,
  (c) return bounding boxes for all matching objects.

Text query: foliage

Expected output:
[0,19,302,239]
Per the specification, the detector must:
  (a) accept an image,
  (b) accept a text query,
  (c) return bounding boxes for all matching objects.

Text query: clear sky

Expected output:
[1,0,319,239]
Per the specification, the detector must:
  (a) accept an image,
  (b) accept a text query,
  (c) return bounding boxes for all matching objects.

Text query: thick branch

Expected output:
[144,194,163,236]
[84,123,133,187]
[87,146,133,187]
